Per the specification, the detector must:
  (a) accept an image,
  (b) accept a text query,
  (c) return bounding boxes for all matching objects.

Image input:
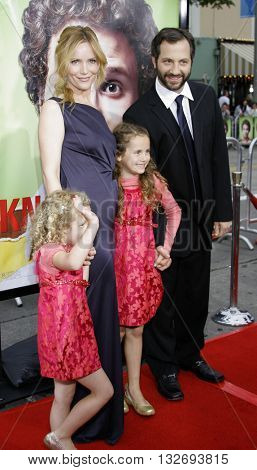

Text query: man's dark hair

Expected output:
[19,0,158,109]
[151,28,195,62]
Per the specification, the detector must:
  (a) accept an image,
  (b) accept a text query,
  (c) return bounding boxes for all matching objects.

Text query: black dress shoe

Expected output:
[157,373,184,401]
[183,359,224,383]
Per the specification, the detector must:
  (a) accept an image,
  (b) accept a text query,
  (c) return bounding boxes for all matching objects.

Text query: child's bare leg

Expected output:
[50,380,76,432]
[54,368,113,448]
[124,325,148,404]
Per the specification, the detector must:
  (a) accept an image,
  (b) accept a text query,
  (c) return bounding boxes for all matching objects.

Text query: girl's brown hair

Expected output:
[29,189,90,258]
[54,25,107,105]
[113,122,167,219]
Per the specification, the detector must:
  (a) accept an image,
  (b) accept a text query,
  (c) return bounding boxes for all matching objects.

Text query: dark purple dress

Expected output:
[50,98,123,445]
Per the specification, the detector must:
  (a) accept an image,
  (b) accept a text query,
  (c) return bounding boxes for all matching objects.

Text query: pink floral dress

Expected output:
[114,175,181,327]
[34,244,101,381]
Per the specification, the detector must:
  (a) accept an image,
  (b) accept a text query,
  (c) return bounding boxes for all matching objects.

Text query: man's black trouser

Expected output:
[143,248,211,377]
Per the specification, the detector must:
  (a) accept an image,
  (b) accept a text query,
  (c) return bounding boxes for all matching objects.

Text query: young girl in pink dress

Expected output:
[113,122,181,416]
[30,190,113,450]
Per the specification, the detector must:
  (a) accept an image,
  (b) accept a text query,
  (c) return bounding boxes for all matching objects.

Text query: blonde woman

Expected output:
[38,26,123,445]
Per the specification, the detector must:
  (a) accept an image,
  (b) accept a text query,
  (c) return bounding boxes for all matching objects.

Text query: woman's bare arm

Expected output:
[38,100,64,194]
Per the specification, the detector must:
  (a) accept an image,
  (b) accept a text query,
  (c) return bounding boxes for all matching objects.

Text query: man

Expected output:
[124,28,232,400]
[221,103,230,119]
[218,89,230,109]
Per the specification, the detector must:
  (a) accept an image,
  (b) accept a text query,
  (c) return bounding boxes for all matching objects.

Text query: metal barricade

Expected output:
[226,137,242,171]
[240,137,257,235]
[233,115,240,139]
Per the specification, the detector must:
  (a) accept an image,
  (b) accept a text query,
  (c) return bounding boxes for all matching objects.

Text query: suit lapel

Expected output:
[148,86,181,141]
[148,86,189,166]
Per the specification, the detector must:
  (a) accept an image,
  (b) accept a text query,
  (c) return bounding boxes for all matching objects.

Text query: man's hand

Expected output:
[212,221,232,239]
[83,247,96,266]
[154,245,172,271]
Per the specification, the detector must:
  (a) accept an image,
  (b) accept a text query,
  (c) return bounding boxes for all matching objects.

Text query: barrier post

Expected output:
[212,171,255,326]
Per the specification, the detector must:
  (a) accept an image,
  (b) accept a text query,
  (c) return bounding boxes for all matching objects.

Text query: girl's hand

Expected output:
[82,206,99,225]
[154,246,172,271]
[73,196,99,226]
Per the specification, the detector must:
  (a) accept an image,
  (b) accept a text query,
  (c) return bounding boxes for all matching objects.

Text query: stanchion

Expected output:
[212,171,255,326]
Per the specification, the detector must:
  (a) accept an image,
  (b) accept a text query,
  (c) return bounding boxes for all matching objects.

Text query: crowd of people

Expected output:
[219,91,257,143]
[219,90,257,118]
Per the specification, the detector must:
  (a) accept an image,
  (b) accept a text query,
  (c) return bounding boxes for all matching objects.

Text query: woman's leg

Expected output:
[120,326,126,343]
[124,325,149,404]
[50,380,76,432]
[54,368,114,449]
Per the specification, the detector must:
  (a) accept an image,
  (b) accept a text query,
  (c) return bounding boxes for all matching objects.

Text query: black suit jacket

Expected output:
[123,81,233,256]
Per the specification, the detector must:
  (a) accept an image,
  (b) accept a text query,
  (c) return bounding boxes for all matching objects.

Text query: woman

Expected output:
[38,25,123,445]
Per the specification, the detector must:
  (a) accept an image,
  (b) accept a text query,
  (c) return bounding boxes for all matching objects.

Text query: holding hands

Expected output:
[155,245,172,271]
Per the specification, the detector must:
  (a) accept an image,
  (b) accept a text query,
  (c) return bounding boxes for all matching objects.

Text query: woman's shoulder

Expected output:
[40,97,63,113]
[39,99,64,129]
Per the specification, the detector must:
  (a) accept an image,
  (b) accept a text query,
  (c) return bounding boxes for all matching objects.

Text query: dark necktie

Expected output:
[175,95,201,200]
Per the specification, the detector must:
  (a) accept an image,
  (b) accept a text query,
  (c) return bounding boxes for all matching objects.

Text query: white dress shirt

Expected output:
[155,77,194,139]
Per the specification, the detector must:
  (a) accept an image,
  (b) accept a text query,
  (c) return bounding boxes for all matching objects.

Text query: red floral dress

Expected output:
[114,175,181,327]
[34,244,101,381]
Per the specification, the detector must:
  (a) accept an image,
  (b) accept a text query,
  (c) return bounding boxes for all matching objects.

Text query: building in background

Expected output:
[189,0,254,108]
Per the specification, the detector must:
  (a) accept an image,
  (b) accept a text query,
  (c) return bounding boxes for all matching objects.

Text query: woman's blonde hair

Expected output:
[29,189,90,258]
[54,25,107,104]
[113,122,167,219]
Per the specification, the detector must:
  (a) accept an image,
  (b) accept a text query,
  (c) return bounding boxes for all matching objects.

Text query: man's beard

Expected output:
[157,69,191,92]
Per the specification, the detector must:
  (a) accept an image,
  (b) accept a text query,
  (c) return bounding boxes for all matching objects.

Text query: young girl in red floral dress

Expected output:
[30,190,113,450]
[113,122,181,416]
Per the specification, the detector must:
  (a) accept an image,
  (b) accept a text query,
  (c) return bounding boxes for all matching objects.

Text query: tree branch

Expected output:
[190,0,235,9]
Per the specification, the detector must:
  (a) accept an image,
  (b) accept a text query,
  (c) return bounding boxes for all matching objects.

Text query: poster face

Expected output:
[0,0,179,292]
[239,116,254,146]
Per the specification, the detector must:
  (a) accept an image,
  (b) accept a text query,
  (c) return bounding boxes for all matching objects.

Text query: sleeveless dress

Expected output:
[35,244,101,381]
[114,175,181,327]
[49,97,123,445]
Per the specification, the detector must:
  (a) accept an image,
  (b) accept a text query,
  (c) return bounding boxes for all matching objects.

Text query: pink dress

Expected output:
[114,174,181,327]
[34,243,101,381]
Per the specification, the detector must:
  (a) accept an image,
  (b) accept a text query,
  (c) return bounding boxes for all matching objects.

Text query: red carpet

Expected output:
[1,324,257,450]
